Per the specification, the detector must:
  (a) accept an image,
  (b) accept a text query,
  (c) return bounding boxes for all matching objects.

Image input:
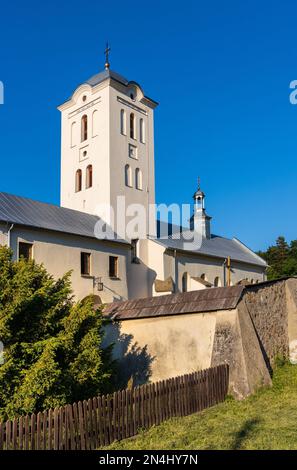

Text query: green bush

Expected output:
[0,246,115,420]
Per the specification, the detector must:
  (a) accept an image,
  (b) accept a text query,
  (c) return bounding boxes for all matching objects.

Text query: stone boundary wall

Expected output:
[243,280,289,366]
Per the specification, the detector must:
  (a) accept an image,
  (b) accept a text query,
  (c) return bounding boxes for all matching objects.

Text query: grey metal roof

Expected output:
[74,68,158,106]
[0,192,127,244]
[104,285,245,320]
[154,226,267,268]
[85,69,129,87]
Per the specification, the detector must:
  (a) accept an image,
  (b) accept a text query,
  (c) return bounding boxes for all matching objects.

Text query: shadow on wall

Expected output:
[103,321,155,389]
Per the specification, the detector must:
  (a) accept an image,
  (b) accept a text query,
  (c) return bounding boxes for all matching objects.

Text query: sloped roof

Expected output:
[0,192,127,244]
[85,69,129,87]
[153,231,267,268]
[67,68,158,106]
[104,285,245,320]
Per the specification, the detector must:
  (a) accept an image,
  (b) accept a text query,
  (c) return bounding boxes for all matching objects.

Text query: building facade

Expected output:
[0,58,267,302]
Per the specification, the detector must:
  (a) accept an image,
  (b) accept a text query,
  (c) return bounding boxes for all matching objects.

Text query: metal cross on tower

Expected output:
[104,42,111,69]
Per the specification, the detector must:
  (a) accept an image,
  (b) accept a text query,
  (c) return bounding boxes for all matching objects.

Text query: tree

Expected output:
[0,246,115,420]
[258,236,297,280]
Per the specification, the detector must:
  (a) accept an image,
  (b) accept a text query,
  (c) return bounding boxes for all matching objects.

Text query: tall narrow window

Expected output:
[19,242,33,261]
[81,252,91,276]
[75,169,82,192]
[135,168,143,190]
[86,165,93,189]
[140,118,145,143]
[71,122,77,147]
[109,256,119,278]
[120,109,126,135]
[92,110,99,137]
[130,113,135,139]
[81,114,88,142]
[125,164,132,187]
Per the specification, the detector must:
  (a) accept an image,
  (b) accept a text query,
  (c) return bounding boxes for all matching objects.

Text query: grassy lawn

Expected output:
[106,362,297,450]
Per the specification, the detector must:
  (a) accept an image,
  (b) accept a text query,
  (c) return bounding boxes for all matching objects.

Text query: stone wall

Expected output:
[243,280,289,366]
[285,278,297,363]
[211,307,271,399]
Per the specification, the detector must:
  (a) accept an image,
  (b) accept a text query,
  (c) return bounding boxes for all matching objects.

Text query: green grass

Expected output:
[105,363,297,450]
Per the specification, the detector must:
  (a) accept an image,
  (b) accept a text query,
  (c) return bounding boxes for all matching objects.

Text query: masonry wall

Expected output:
[243,281,289,366]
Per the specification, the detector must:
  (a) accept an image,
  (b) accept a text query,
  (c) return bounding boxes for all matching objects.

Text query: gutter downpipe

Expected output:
[173,249,178,293]
[223,258,227,287]
[7,223,14,249]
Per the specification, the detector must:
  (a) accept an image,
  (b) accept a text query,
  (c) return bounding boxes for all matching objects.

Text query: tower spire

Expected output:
[104,42,111,70]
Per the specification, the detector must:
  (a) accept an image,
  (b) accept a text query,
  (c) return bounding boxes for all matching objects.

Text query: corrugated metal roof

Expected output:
[153,231,267,267]
[104,285,245,320]
[0,192,127,244]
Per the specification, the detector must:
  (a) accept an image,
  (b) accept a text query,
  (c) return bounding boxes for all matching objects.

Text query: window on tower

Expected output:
[135,168,143,190]
[140,118,145,143]
[92,110,99,137]
[130,113,135,139]
[81,115,88,142]
[86,165,93,189]
[75,169,82,192]
[71,121,77,147]
[120,109,126,135]
[125,164,132,187]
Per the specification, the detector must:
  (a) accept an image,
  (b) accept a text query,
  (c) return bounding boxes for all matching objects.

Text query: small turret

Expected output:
[190,178,212,239]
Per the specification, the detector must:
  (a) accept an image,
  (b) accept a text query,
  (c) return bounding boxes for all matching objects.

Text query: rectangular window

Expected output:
[109,256,119,278]
[131,239,140,263]
[18,242,33,261]
[81,252,91,276]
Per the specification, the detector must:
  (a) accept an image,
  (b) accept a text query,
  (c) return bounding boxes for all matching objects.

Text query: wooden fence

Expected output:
[0,364,229,450]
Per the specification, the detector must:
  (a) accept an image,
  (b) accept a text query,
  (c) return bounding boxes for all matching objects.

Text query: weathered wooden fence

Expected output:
[0,364,229,450]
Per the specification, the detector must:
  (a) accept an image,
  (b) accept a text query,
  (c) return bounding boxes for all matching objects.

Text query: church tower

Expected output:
[58,46,158,236]
[190,179,212,239]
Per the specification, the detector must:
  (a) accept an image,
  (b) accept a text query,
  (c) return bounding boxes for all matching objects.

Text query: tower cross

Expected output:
[104,42,111,69]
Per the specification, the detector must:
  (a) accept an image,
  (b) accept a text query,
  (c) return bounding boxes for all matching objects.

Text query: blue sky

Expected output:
[0,0,296,251]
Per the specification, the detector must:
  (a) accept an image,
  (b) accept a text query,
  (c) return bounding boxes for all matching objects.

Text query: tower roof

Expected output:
[59,67,159,109]
[85,68,129,87]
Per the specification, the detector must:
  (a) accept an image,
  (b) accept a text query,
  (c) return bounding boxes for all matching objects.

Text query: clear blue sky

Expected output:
[0,0,296,251]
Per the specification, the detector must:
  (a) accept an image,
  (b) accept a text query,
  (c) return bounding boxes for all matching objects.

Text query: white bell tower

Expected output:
[58,46,158,236]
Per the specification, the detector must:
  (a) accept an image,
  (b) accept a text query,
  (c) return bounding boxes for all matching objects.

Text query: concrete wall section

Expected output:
[107,305,271,398]
[107,311,217,386]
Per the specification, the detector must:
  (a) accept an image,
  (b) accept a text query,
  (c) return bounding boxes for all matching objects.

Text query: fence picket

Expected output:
[0,364,228,451]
